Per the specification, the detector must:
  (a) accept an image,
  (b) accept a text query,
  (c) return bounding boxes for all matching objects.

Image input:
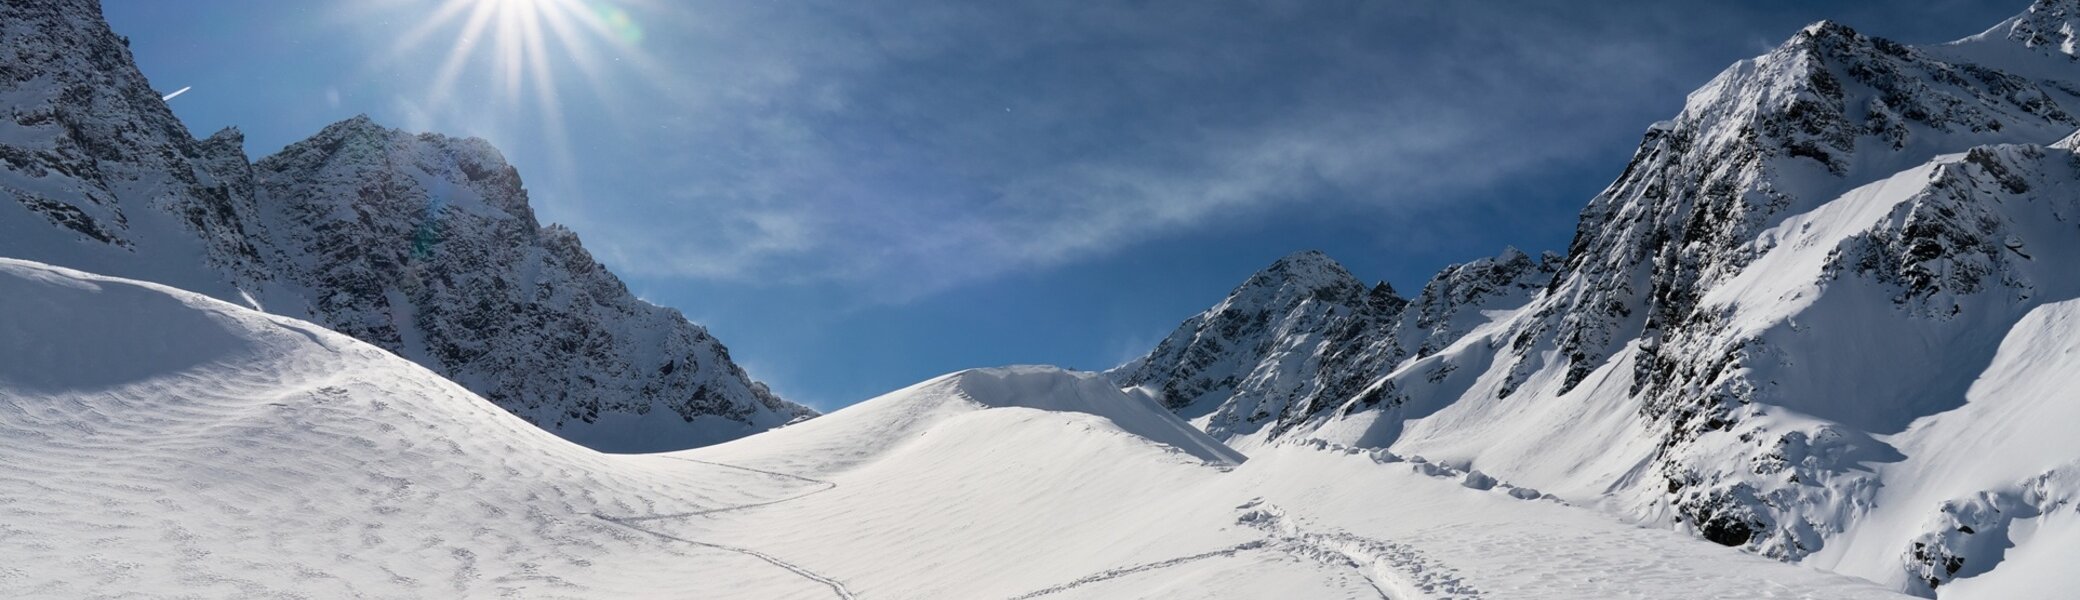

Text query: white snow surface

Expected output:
[0,258,1915,599]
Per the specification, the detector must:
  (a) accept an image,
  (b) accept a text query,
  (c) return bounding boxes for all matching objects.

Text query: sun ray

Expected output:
[339,0,690,190]
[494,0,528,105]
[519,0,578,185]
[532,1,632,129]
[425,0,501,111]
[345,0,475,88]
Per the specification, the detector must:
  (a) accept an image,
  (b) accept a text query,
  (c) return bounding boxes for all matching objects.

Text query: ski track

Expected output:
[1001,540,1271,600]
[610,457,838,521]
[594,514,857,600]
[591,457,853,599]
[1241,500,1481,600]
[1006,501,1483,600]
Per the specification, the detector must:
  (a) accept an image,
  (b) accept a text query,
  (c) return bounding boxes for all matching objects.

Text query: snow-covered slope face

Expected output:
[1490,3,2080,585]
[0,0,809,451]
[1120,2,2080,596]
[0,258,823,597]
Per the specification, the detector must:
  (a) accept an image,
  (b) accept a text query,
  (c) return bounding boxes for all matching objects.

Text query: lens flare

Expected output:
[349,0,669,194]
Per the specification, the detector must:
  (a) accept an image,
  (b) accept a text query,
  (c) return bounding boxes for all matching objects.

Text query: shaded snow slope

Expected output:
[0,0,809,451]
[0,258,1914,599]
[1810,298,2080,595]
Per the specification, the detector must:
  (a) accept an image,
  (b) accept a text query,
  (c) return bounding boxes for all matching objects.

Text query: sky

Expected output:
[104,0,2027,411]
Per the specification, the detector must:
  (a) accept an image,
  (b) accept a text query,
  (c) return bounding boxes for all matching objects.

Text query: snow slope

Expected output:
[0,258,1914,599]
[0,258,831,597]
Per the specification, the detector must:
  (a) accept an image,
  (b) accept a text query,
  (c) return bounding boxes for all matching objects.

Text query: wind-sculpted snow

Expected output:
[0,259,828,597]
[0,0,809,451]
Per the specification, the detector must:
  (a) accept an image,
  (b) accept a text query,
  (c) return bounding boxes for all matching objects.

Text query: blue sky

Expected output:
[105,0,2024,410]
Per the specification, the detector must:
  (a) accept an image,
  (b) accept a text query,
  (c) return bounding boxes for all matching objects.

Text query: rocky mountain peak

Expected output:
[1107,250,1409,443]
[247,115,814,450]
[1236,249,1366,299]
[263,115,537,227]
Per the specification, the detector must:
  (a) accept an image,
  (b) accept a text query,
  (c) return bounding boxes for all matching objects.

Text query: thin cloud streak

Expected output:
[564,0,1702,302]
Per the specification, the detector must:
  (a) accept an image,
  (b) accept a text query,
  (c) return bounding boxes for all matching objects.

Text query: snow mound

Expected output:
[689,366,1243,478]
[946,366,1247,464]
[0,258,843,598]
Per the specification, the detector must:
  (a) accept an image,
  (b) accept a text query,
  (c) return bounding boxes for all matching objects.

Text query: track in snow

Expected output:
[1239,499,1481,600]
[1002,540,1271,600]
[610,456,839,521]
[1005,499,1482,600]
[592,457,853,599]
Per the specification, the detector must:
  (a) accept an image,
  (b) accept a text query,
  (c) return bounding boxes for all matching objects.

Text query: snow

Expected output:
[0,258,818,597]
[1809,299,2080,596]
[0,258,1917,598]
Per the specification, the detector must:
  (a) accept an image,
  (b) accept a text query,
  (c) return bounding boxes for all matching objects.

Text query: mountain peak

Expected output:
[1269,248,1338,269]
[300,114,401,151]
[1795,19,1854,40]
[205,126,243,142]
[1244,250,1360,294]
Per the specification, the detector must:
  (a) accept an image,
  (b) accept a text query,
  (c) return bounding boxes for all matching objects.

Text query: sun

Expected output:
[397,0,637,107]
[358,0,658,179]
[363,0,657,120]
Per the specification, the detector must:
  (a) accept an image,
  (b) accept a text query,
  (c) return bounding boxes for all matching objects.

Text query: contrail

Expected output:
[161,86,191,101]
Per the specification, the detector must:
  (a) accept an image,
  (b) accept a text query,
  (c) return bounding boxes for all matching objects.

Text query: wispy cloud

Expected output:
[511,0,1726,303]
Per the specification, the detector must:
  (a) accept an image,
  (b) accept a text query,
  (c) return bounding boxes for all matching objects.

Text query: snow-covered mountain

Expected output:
[0,0,811,451]
[1107,250,1409,446]
[1118,2,2080,596]
[0,258,1918,598]
[1109,248,1559,451]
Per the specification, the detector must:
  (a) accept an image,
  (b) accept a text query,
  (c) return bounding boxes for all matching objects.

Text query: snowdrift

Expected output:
[686,365,1244,479]
[0,258,841,597]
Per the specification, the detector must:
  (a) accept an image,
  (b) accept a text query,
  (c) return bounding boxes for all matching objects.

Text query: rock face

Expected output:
[1108,251,1407,445]
[1119,1,2080,596]
[0,0,812,451]
[1111,248,1559,449]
